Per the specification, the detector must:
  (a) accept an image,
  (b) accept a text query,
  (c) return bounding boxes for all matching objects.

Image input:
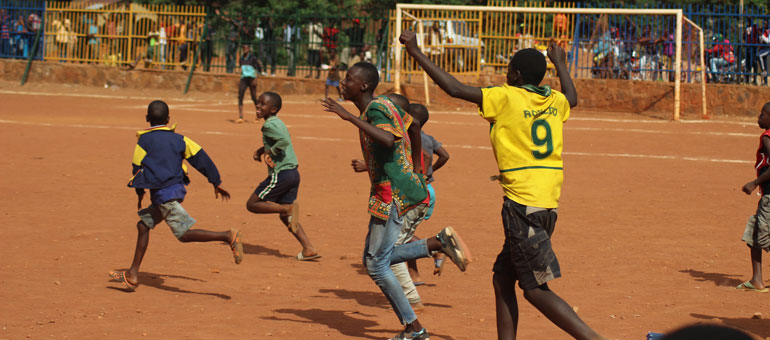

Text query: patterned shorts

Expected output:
[493,197,561,290]
[743,195,770,251]
[138,200,196,239]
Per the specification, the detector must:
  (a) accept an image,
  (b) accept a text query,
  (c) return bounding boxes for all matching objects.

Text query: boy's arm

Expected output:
[547,43,578,108]
[321,98,396,148]
[399,30,482,106]
[743,136,770,194]
[183,136,222,187]
[407,120,423,174]
[432,145,450,172]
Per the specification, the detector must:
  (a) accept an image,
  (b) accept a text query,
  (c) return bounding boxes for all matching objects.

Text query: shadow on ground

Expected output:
[242,242,293,259]
[679,269,744,288]
[264,308,456,340]
[106,270,231,300]
[691,313,768,339]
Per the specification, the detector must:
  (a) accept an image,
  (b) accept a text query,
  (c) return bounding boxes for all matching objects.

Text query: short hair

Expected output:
[662,324,752,340]
[352,61,379,91]
[762,102,770,112]
[263,91,282,113]
[509,48,547,85]
[409,103,429,126]
[386,93,410,114]
[147,100,169,125]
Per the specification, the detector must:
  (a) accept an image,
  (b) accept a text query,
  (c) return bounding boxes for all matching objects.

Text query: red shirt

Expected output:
[755,130,770,194]
[322,27,339,50]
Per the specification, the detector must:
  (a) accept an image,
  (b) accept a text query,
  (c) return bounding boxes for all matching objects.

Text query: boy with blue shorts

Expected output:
[738,102,770,293]
[402,30,607,340]
[109,100,243,291]
[247,92,319,261]
[322,61,471,340]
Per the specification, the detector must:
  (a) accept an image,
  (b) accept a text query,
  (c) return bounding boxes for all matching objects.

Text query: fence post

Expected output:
[21,22,44,86]
[127,3,134,67]
[184,22,208,94]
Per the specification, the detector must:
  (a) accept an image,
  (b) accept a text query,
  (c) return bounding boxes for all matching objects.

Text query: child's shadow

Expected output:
[242,242,293,259]
[679,269,744,287]
[263,308,384,339]
[106,270,231,300]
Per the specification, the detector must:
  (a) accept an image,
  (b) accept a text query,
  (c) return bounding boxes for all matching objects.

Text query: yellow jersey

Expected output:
[479,84,570,208]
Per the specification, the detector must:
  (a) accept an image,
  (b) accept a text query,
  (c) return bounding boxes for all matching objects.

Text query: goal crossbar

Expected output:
[394,3,706,120]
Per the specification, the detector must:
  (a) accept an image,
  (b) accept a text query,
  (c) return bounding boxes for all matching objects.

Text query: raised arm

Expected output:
[547,43,578,108]
[399,30,482,106]
[321,98,395,148]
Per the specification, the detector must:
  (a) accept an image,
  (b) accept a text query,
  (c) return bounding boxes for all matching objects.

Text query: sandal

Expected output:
[108,271,138,291]
[230,229,244,264]
[736,281,769,293]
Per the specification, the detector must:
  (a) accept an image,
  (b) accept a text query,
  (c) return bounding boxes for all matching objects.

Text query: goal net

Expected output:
[391,3,706,120]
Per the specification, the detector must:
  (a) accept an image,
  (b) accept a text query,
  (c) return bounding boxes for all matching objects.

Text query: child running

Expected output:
[248,91,319,261]
[350,93,429,312]
[738,102,770,293]
[109,100,243,291]
[236,44,263,123]
[322,61,471,340]
[405,103,451,280]
[401,30,607,340]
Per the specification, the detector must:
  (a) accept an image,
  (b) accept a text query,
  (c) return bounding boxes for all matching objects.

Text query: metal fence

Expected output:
[43,1,206,68]
[0,0,45,60]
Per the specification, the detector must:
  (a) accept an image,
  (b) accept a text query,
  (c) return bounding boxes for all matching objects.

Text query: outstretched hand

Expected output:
[321,97,354,121]
[214,185,231,201]
[399,30,420,53]
[743,181,758,195]
[547,43,567,67]
[351,159,367,172]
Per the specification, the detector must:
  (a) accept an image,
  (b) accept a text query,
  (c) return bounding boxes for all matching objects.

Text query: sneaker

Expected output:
[436,226,471,272]
[389,328,430,340]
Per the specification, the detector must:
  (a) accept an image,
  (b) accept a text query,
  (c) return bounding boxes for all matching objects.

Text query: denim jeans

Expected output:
[363,203,431,325]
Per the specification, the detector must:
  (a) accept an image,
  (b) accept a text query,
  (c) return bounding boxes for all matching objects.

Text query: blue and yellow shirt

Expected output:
[128,124,222,204]
[479,84,570,208]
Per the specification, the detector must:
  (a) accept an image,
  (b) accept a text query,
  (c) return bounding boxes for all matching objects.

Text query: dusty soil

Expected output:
[0,80,768,340]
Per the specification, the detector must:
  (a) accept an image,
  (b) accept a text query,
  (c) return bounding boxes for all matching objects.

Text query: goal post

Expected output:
[393,3,707,120]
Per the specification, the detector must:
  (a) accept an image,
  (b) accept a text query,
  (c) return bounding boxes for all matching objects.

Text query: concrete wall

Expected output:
[2,59,767,118]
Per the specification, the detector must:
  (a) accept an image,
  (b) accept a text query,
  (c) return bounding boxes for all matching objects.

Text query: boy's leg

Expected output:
[279,215,319,258]
[493,272,519,340]
[324,84,330,98]
[237,78,247,121]
[391,205,428,308]
[124,220,151,285]
[363,204,424,332]
[750,246,764,289]
[406,236,422,284]
[523,285,604,340]
[249,83,258,120]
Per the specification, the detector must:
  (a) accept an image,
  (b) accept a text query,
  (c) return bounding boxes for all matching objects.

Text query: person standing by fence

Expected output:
[306,17,322,79]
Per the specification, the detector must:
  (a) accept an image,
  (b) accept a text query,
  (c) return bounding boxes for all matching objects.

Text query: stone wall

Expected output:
[2,59,767,118]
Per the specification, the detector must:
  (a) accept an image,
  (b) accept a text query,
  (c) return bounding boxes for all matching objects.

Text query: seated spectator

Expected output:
[706,34,735,82]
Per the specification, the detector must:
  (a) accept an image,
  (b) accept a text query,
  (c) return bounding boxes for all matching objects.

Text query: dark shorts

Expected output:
[254,167,299,204]
[493,197,561,290]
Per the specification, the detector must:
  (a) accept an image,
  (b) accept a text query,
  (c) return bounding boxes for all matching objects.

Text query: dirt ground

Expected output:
[1,80,768,340]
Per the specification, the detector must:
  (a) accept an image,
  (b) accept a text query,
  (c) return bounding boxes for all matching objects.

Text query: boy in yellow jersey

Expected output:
[400,30,607,340]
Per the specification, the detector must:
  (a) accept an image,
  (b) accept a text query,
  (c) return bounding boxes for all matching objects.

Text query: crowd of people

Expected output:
[0,10,42,58]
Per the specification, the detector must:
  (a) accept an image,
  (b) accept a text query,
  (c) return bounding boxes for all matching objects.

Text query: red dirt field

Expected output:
[1,80,768,340]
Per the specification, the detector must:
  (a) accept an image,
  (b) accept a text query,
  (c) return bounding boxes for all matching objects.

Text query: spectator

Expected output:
[427,21,443,62]
[345,18,365,57]
[105,14,117,58]
[283,20,297,76]
[758,22,770,85]
[218,9,241,73]
[745,20,761,84]
[516,22,533,50]
[199,22,213,71]
[706,34,735,82]
[26,13,41,56]
[306,17,322,79]
[322,19,339,66]
[53,17,74,62]
[260,17,276,76]
[86,17,99,63]
[0,12,9,57]
[12,15,26,58]
[179,21,191,70]
[638,25,659,81]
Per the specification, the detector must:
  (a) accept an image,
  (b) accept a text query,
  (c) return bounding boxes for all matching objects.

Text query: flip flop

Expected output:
[288,203,300,233]
[230,229,244,264]
[736,281,769,293]
[296,252,321,261]
[108,271,138,291]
